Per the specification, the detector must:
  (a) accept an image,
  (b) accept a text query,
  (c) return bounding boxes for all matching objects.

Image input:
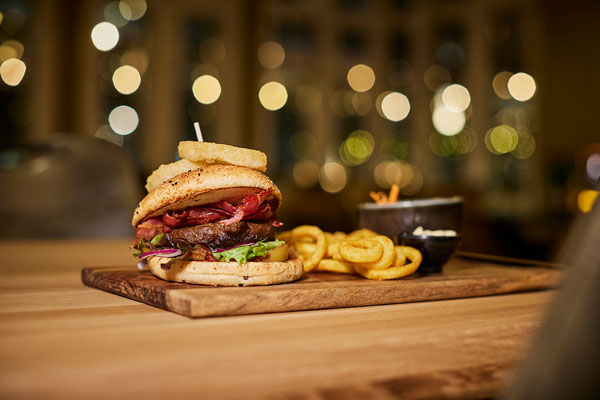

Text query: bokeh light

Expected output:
[484,125,518,154]
[381,91,410,121]
[2,40,24,59]
[0,45,17,63]
[95,124,124,146]
[108,105,139,135]
[432,105,465,136]
[511,129,536,159]
[347,64,375,92]
[0,58,26,86]
[293,160,319,188]
[429,127,478,157]
[104,1,129,27]
[91,22,119,52]
[2,9,26,36]
[508,72,536,101]
[259,81,288,111]
[192,75,222,104]
[339,130,375,166]
[319,161,347,193]
[492,71,512,100]
[258,41,285,69]
[119,0,147,21]
[441,84,470,112]
[577,190,599,213]
[373,160,422,194]
[586,153,600,184]
[112,65,141,94]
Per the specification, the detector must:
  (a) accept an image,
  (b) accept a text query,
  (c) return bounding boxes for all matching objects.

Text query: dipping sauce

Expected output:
[412,226,457,237]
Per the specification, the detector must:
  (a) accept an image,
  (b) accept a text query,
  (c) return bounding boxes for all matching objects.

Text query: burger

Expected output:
[131,142,303,286]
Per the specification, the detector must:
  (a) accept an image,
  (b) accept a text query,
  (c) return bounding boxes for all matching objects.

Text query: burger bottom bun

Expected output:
[147,256,304,287]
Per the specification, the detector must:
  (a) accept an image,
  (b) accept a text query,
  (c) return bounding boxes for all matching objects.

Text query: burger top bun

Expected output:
[132,164,281,227]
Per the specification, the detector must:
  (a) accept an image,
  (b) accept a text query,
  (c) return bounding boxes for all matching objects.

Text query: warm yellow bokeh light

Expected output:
[339,130,375,166]
[259,81,288,111]
[508,72,536,102]
[104,1,129,28]
[293,160,319,188]
[373,160,418,192]
[487,125,518,154]
[119,0,147,21]
[0,58,26,86]
[319,161,347,193]
[0,46,17,62]
[91,22,119,51]
[492,71,512,100]
[577,190,599,213]
[442,84,470,112]
[192,75,222,104]
[347,64,375,92]
[112,65,141,95]
[432,106,465,136]
[3,40,24,58]
[512,130,536,159]
[381,91,410,121]
[257,41,285,69]
[108,105,139,135]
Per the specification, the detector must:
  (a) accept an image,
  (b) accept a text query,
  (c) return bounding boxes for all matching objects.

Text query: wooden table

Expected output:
[0,239,556,399]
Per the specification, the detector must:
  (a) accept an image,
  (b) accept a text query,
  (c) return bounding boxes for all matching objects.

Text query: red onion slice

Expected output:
[138,248,182,260]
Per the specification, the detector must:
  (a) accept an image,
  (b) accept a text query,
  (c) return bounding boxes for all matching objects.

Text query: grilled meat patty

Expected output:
[166,221,275,250]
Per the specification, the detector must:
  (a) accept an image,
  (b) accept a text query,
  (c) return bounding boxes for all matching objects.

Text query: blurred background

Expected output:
[0,0,598,261]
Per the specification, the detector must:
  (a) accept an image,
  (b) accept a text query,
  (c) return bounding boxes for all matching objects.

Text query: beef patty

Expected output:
[166,221,275,249]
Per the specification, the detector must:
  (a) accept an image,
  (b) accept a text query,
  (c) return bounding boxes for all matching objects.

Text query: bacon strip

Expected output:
[134,217,172,245]
[136,189,279,244]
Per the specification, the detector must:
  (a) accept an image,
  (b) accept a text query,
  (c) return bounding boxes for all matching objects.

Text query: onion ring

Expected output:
[339,238,383,263]
[357,235,396,270]
[291,225,326,272]
[355,246,422,280]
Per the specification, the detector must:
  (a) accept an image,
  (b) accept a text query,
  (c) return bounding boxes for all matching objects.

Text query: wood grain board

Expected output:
[81,255,562,318]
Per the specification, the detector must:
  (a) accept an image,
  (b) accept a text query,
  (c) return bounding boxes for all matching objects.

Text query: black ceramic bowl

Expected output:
[398,232,462,274]
[357,196,464,239]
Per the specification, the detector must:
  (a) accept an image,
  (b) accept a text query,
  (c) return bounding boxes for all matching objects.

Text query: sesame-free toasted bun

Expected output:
[132,164,281,227]
[147,256,304,286]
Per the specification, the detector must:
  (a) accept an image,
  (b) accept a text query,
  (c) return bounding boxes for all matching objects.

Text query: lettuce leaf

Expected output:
[213,240,285,264]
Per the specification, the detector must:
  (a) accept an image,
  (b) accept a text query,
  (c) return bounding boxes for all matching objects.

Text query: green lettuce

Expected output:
[213,240,285,264]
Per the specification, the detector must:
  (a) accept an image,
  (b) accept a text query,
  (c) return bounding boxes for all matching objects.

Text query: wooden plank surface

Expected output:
[82,258,561,317]
[0,239,560,399]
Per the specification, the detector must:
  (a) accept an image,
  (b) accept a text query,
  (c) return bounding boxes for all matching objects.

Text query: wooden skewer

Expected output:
[193,122,204,142]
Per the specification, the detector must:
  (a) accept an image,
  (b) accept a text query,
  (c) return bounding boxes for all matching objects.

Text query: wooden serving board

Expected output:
[81,255,562,318]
